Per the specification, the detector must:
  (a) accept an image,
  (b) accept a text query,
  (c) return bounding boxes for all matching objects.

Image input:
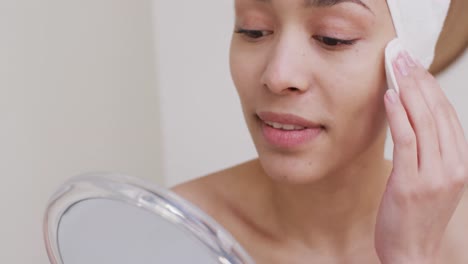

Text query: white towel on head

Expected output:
[384,0,451,92]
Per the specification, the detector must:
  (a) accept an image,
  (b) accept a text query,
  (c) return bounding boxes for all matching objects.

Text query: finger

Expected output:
[411,58,468,188]
[410,57,462,161]
[394,52,441,170]
[384,88,418,181]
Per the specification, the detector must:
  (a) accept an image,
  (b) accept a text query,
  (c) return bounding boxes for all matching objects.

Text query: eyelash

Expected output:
[235,29,272,40]
[234,28,357,47]
[312,36,357,46]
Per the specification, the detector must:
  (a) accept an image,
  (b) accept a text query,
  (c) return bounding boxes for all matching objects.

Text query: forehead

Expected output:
[257,0,370,9]
[234,0,388,15]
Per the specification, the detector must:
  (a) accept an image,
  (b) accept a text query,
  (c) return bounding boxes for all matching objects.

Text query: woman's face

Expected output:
[230,0,396,183]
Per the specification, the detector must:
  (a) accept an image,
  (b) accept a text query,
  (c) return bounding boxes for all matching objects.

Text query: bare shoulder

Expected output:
[170,159,263,220]
[171,159,279,263]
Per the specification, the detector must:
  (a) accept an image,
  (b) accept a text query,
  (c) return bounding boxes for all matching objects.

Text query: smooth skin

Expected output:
[173,0,468,263]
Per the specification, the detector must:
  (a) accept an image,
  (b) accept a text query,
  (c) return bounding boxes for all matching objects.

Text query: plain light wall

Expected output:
[0,1,161,263]
[154,1,468,186]
[154,1,257,187]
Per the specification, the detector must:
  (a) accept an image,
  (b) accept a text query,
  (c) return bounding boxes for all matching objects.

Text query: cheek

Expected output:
[325,49,387,131]
[229,45,264,106]
[332,43,386,105]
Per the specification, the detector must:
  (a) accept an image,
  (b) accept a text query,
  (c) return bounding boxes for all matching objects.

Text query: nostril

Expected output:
[287,87,300,92]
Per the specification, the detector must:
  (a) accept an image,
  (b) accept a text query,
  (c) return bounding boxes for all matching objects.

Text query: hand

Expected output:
[374,51,468,264]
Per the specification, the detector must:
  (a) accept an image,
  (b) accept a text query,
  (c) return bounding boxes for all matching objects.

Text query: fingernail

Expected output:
[403,51,416,68]
[395,56,408,76]
[386,89,398,104]
[394,53,409,76]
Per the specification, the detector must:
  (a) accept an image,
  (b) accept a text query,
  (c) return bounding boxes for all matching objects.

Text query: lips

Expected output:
[257,112,323,129]
[257,111,324,149]
[263,121,306,131]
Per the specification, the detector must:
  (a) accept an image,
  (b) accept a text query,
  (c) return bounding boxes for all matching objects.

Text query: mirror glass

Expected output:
[44,173,254,264]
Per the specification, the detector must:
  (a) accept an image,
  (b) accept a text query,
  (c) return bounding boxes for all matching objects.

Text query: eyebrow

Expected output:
[256,0,374,14]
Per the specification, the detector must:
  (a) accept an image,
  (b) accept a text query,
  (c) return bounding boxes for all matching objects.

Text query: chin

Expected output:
[257,151,334,185]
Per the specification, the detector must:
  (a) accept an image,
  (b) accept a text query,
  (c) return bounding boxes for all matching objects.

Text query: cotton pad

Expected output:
[384,0,451,93]
[385,39,403,93]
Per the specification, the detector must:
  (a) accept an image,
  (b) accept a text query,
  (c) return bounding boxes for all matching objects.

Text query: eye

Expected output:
[313,36,357,47]
[235,28,272,40]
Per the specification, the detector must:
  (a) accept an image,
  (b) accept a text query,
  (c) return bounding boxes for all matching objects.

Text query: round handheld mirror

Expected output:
[43,173,255,264]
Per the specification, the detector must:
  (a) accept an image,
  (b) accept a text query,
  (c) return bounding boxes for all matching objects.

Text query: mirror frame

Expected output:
[43,173,255,264]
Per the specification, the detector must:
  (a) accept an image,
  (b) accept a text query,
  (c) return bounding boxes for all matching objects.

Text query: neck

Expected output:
[261,134,392,253]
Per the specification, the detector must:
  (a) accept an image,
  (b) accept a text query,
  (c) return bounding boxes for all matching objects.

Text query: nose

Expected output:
[261,35,313,95]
